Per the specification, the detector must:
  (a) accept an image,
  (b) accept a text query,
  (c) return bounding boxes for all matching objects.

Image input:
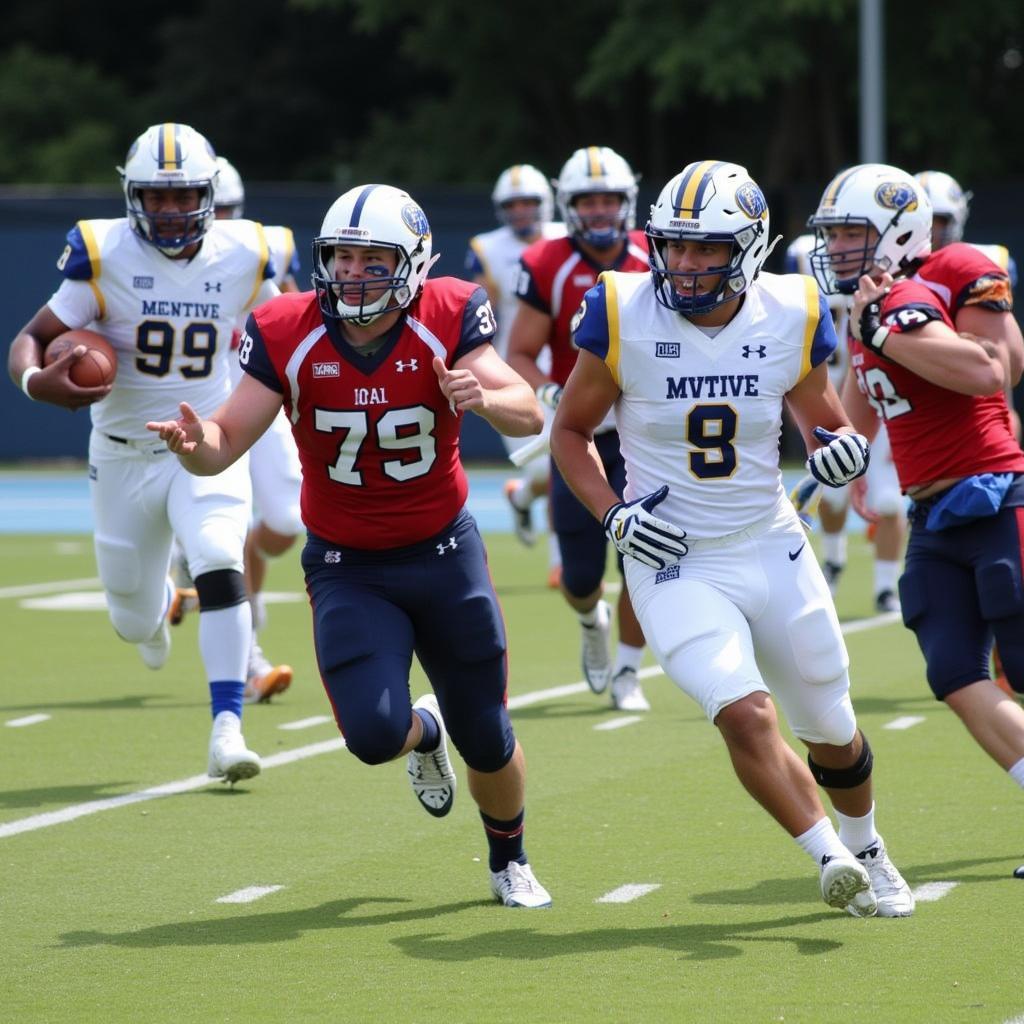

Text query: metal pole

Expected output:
[859,0,885,163]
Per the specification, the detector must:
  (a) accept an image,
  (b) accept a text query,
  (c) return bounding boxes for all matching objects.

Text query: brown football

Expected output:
[43,329,117,387]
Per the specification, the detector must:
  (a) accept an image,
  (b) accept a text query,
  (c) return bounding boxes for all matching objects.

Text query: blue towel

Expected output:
[925,473,1015,531]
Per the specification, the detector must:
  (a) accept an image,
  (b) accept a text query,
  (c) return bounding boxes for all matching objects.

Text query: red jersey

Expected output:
[516,229,649,386]
[850,242,1023,490]
[242,278,494,548]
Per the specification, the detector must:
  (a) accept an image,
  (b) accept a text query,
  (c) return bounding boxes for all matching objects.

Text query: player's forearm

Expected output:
[550,424,616,521]
[476,383,543,437]
[175,421,239,476]
[883,327,1004,395]
[7,332,42,387]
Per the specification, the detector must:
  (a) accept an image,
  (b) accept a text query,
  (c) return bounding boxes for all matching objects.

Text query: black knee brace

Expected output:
[194,568,248,611]
[807,731,873,789]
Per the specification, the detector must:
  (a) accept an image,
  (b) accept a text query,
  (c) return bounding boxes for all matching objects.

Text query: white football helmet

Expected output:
[807,163,932,294]
[555,146,637,248]
[915,170,972,246]
[118,123,218,255]
[214,156,246,217]
[646,160,775,314]
[312,184,438,326]
[492,164,554,236]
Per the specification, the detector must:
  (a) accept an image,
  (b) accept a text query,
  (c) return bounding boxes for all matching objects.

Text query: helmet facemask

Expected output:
[566,194,634,249]
[125,183,216,256]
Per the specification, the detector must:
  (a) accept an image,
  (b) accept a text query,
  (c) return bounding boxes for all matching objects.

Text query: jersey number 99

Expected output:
[135,321,218,378]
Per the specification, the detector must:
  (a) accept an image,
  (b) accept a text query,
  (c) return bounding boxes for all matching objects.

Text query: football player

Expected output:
[811,162,1024,877]
[784,234,905,613]
[507,146,652,711]
[147,183,553,908]
[466,165,564,585]
[552,160,913,916]
[8,124,279,783]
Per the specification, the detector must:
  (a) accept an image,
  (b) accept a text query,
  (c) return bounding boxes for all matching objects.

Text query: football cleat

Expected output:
[243,642,293,704]
[547,564,562,589]
[581,599,612,694]
[168,586,198,626]
[207,711,261,784]
[137,619,171,671]
[407,693,456,817]
[855,840,914,917]
[875,589,901,614]
[610,667,650,712]
[822,560,844,598]
[490,860,552,908]
[504,479,536,547]
[820,853,876,916]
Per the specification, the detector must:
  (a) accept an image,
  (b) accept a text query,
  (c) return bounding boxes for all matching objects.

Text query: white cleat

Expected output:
[407,693,456,817]
[490,860,552,908]
[503,479,536,547]
[610,667,651,711]
[581,599,612,694]
[207,712,261,784]
[855,839,914,917]
[137,619,171,671]
[820,853,876,916]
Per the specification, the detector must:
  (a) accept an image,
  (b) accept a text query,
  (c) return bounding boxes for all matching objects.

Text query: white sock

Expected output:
[1008,757,1024,789]
[199,603,251,683]
[547,534,561,571]
[822,532,846,566]
[794,816,849,864]
[578,605,599,627]
[835,802,879,855]
[873,559,900,595]
[613,642,644,676]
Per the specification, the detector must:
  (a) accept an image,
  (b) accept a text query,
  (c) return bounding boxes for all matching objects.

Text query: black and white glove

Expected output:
[602,485,688,569]
[536,383,563,410]
[855,299,891,356]
[806,427,870,487]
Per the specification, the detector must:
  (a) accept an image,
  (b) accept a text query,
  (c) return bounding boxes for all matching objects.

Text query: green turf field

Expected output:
[2,530,1021,1024]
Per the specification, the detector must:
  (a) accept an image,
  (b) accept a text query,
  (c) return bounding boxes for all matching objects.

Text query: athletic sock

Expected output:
[1008,757,1024,789]
[413,705,441,753]
[578,605,599,627]
[795,816,849,864]
[209,681,245,719]
[613,642,644,676]
[873,559,900,596]
[822,531,846,566]
[480,809,526,872]
[835,802,879,854]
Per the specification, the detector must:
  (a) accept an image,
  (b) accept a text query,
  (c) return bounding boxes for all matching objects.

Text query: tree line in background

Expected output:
[2,0,1021,190]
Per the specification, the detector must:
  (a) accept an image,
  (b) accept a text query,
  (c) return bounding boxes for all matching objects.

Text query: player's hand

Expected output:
[602,485,688,570]
[433,356,484,414]
[849,475,878,523]
[851,272,893,354]
[26,346,112,410]
[145,402,205,453]
[535,382,563,410]
[806,426,869,487]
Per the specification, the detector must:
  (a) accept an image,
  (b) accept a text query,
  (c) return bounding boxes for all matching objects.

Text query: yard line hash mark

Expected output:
[597,884,662,904]
[6,714,51,728]
[279,716,334,731]
[216,886,284,904]
[594,716,642,731]
[883,716,926,731]
[912,882,958,902]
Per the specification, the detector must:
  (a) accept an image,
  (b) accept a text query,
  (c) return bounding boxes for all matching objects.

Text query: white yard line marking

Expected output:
[912,881,958,902]
[1002,1015,1024,1024]
[594,716,642,731]
[5,714,51,728]
[841,610,902,635]
[0,577,100,599]
[597,883,661,904]
[216,885,284,904]
[883,716,926,731]
[279,715,334,731]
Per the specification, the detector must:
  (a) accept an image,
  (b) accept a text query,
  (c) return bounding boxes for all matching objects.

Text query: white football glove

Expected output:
[806,427,870,487]
[602,485,688,569]
[536,382,563,410]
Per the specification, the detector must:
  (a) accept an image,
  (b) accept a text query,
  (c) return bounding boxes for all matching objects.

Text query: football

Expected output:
[43,329,117,387]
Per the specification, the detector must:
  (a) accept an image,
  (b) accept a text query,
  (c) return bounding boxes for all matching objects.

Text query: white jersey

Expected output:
[48,217,276,441]
[573,270,837,539]
[466,221,566,358]
[264,224,301,289]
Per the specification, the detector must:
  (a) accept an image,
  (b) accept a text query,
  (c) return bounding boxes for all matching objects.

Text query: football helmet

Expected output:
[555,146,637,248]
[807,163,932,294]
[118,123,218,255]
[492,164,553,236]
[915,170,972,246]
[646,160,775,314]
[312,184,438,326]
[214,156,246,218]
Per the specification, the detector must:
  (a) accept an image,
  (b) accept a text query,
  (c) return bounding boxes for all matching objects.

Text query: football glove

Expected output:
[602,485,688,570]
[806,426,870,488]
[536,382,563,410]
[855,299,891,356]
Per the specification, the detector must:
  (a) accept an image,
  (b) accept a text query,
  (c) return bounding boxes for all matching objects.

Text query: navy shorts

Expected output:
[900,476,1024,698]
[549,429,626,597]
[302,508,516,771]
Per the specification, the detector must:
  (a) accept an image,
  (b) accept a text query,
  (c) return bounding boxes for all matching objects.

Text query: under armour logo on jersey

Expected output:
[436,537,458,555]
[324,550,342,564]
[395,359,419,373]
[742,345,767,359]
[204,281,222,293]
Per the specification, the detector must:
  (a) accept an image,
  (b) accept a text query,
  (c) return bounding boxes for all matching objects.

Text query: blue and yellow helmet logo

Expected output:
[735,182,767,220]
[874,182,918,212]
[401,202,430,237]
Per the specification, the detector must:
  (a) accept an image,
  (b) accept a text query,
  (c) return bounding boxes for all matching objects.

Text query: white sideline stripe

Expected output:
[597,883,661,904]
[0,738,347,840]
[594,716,642,731]
[912,881,958,902]
[0,612,900,841]
[6,714,51,728]
[0,576,100,599]
[883,715,926,731]
[278,715,334,731]
[216,885,284,904]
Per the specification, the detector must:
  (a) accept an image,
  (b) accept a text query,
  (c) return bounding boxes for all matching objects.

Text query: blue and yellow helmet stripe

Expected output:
[158,123,182,171]
[673,160,725,217]
[823,167,860,208]
[586,146,606,179]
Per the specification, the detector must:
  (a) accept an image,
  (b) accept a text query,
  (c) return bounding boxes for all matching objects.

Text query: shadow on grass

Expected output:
[0,694,195,713]
[0,782,138,809]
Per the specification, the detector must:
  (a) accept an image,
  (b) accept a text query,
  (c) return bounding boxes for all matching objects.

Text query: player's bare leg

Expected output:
[945,679,1024,768]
